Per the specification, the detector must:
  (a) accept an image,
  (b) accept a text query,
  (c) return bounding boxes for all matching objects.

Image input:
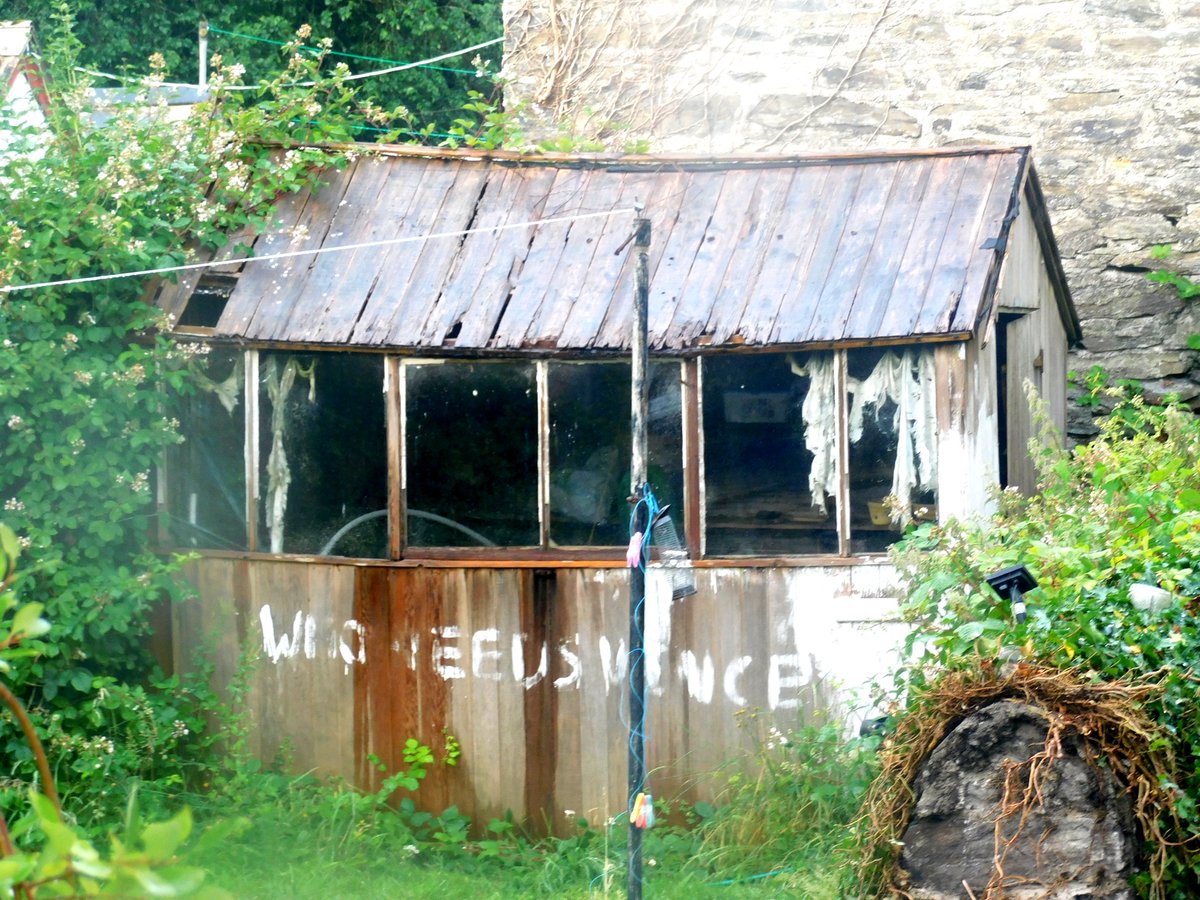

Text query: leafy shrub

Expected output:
[0,522,233,897]
[876,384,1200,896]
[0,7,390,820]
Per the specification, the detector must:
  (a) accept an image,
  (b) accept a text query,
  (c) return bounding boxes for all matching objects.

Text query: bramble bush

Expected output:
[876,373,1200,897]
[0,6,399,821]
[0,522,237,897]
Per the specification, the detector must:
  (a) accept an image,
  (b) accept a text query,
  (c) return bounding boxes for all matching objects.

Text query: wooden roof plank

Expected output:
[377,162,490,346]
[873,157,974,340]
[699,168,798,346]
[554,171,661,350]
[281,157,398,343]
[214,185,319,336]
[518,175,624,349]
[912,153,1005,336]
[806,160,904,343]
[951,153,1025,333]
[238,166,357,340]
[300,157,422,344]
[766,164,867,345]
[451,166,562,348]
[347,159,476,345]
[593,168,692,349]
[662,168,762,348]
[643,172,729,348]
[732,165,835,345]
[423,166,527,346]
[487,167,592,348]
[862,157,963,340]
[829,159,934,342]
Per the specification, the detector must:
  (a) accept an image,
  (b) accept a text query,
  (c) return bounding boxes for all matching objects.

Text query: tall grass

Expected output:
[693,713,879,896]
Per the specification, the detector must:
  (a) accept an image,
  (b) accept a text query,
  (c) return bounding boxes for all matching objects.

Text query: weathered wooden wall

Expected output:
[998,189,1071,493]
[174,558,902,829]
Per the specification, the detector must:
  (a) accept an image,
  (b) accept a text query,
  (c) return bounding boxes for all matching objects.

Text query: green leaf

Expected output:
[0,523,18,561]
[188,817,251,857]
[10,602,49,639]
[141,807,193,860]
[954,621,987,641]
[133,867,185,897]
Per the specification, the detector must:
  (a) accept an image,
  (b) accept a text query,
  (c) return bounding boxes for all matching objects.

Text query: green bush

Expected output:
[881,379,1200,896]
[0,6,389,822]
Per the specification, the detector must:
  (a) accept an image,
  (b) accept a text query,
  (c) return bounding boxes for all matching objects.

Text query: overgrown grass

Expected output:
[180,780,810,898]
[173,715,867,899]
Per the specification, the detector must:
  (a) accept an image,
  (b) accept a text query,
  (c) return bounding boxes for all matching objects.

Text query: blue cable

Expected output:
[627,484,659,810]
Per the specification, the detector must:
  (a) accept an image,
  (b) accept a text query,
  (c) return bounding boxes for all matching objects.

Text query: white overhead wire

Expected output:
[0,207,635,294]
[55,37,504,92]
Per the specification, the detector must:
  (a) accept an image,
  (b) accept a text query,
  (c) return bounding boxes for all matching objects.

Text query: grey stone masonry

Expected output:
[503,0,1200,433]
[901,701,1135,899]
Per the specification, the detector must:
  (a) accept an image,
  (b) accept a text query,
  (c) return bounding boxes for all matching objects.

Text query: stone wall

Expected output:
[502,0,1200,438]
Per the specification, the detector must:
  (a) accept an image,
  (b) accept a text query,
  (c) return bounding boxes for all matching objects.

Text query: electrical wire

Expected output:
[0,207,634,295]
[206,25,485,76]
[41,33,503,93]
[212,35,505,89]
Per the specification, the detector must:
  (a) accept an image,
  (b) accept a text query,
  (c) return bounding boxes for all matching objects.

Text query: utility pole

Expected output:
[627,213,651,900]
[198,21,208,90]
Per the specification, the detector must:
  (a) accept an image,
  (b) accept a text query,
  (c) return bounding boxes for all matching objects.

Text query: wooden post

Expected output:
[628,214,651,900]
[198,21,208,90]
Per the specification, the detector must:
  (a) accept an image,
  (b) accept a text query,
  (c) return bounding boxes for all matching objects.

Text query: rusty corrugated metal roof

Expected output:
[159,145,1076,352]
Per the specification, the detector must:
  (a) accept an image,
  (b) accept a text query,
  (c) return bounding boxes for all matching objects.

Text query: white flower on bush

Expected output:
[7,415,22,429]
[4,498,24,511]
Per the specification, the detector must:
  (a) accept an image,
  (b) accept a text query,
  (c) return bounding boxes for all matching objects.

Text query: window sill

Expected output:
[162,547,894,568]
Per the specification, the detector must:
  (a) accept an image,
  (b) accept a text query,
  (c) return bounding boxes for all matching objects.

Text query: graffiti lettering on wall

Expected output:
[258,604,810,711]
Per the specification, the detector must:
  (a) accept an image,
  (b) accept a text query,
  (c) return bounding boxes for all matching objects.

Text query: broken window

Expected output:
[165,347,246,550]
[847,347,938,552]
[256,352,388,557]
[702,353,839,556]
[405,361,539,547]
[549,361,684,547]
[165,344,940,560]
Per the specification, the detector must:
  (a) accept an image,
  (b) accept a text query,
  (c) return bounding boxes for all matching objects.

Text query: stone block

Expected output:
[901,701,1135,899]
[1083,0,1165,25]
[1073,348,1192,379]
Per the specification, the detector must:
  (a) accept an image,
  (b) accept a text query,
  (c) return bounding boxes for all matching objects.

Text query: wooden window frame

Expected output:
[166,346,921,563]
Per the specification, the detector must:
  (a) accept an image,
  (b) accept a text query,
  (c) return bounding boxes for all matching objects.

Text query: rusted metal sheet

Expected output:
[174,556,906,831]
[161,146,1074,351]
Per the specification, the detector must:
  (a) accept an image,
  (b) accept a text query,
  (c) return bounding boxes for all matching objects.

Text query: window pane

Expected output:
[166,348,246,551]
[847,347,938,553]
[406,362,538,547]
[257,353,387,557]
[550,363,628,546]
[648,362,686,539]
[702,353,838,556]
[548,362,684,547]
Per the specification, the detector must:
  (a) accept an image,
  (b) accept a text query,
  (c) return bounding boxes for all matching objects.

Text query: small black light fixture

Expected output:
[986,564,1038,623]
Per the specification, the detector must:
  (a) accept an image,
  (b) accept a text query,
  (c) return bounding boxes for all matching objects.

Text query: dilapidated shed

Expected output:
[157,144,1078,828]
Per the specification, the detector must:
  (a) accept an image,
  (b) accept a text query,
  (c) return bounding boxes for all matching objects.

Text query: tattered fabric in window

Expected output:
[262,356,316,553]
[851,349,938,523]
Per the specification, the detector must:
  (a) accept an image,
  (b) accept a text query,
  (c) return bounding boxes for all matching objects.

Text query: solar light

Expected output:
[986,564,1038,624]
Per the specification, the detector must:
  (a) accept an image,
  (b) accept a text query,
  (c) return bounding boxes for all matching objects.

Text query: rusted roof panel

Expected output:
[164,145,1076,352]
